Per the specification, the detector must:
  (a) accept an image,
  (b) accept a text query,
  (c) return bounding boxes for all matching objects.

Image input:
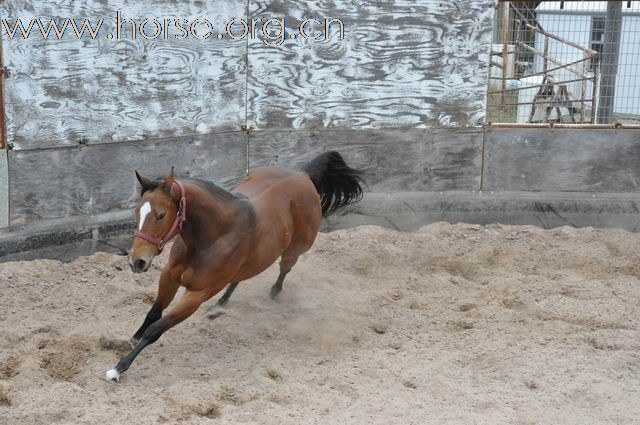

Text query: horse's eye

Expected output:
[157,213,166,220]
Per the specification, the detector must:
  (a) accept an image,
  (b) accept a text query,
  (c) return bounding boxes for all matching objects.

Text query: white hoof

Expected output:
[106,368,120,382]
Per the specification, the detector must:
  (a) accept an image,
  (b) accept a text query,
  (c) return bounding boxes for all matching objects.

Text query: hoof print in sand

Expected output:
[39,338,90,382]
[0,356,21,379]
[99,337,131,355]
[0,386,11,407]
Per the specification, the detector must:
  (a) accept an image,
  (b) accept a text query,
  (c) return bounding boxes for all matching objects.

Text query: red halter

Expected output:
[133,180,187,250]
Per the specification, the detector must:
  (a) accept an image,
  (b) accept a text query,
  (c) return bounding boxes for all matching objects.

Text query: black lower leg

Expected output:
[217,282,239,306]
[270,271,288,299]
[112,317,170,377]
[130,301,162,345]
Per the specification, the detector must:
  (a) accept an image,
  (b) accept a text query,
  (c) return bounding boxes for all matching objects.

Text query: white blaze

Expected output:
[139,202,151,230]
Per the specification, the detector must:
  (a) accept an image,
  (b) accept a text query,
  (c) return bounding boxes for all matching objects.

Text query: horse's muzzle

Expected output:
[129,258,150,273]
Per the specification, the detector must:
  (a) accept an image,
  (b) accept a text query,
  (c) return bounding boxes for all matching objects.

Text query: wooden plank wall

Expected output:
[247,0,494,130]
[1,0,494,150]
[0,0,247,150]
[0,150,7,227]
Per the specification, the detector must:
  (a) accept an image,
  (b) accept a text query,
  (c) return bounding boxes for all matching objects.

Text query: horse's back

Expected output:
[233,167,299,197]
[230,166,322,279]
[234,167,319,210]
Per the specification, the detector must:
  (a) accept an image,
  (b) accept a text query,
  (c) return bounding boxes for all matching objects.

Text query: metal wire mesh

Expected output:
[486,0,640,125]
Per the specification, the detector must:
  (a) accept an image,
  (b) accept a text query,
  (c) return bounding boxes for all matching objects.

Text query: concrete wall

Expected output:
[1,126,640,257]
[3,127,640,228]
[483,128,640,192]
[7,132,247,225]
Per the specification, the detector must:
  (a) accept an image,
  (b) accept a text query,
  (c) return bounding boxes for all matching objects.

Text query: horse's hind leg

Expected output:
[217,282,239,306]
[270,253,299,299]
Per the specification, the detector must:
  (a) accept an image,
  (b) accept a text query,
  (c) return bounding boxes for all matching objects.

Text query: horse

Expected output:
[105,151,364,382]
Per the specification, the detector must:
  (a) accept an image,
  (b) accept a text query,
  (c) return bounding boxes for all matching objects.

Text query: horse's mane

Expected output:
[188,178,237,200]
[139,177,236,201]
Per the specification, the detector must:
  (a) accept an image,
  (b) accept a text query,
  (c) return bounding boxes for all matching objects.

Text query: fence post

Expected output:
[597,0,622,124]
[0,35,6,150]
[500,1,510,113]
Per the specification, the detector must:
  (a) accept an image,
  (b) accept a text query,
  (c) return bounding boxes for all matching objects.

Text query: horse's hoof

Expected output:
[206,308,226,320]
[129,337,139,349]
[106,368,120,383]
[206,302,227,313]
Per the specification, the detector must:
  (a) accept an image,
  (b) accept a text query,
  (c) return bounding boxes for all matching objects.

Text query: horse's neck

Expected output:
[181,182,239,247]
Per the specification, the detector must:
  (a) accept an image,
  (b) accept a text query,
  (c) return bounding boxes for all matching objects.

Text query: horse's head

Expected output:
[129,168,179,273]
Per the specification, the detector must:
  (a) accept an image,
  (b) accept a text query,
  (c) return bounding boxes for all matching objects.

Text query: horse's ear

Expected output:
[164,166,175,188]
[135,170,152,191]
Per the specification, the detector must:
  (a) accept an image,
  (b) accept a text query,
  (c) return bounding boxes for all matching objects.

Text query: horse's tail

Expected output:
[303,151,365,217]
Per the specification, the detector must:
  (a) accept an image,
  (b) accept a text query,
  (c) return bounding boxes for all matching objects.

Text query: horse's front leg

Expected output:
[129,269,179,347]
[106,288,212,382]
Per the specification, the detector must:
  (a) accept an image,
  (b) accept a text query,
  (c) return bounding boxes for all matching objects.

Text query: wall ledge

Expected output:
[2,190,640,261]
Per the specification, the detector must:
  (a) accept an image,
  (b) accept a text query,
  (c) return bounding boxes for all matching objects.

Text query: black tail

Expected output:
[303,151,365,217]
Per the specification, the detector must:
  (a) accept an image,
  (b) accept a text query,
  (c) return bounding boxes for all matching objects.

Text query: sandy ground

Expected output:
[1,223,640,424]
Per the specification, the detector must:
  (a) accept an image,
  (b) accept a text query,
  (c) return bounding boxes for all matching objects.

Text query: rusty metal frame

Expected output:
[523,22,597,56]
[517,42,590,79]
[500,0,510,112]
[488,0,608,127]
[488,56,593,81]
[487,76,592,95]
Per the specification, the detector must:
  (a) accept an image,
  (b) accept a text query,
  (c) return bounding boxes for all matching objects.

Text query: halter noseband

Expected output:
[133,180,187,250]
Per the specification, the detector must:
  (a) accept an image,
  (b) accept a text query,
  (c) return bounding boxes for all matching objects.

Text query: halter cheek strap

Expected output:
[133,180,187,250]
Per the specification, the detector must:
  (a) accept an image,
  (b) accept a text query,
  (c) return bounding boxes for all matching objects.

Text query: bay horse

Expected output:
[106,151,364,382]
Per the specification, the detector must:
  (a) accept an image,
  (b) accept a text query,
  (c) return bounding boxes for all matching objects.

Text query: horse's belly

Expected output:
[232,211,293,281]
[232,244,285,282]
